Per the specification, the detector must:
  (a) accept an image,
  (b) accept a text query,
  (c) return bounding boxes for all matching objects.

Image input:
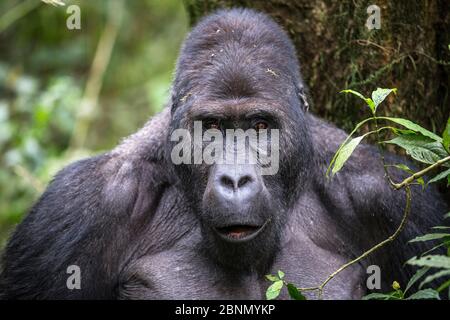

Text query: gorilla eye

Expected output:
[204,119,220,130]
[254,121,269,131]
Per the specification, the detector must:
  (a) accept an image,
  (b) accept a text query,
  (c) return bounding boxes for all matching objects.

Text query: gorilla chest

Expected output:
[119,232,364,300]
[120,248,266,299]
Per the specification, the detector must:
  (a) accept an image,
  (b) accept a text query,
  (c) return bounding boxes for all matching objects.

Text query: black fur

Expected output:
[0,8,448,299]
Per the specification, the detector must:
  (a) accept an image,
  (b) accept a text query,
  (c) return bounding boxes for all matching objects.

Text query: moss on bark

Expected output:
[184,0,449,133]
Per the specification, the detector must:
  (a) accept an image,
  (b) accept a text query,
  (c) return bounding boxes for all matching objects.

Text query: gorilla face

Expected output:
[167,96,313,270]
[164,8,314,270]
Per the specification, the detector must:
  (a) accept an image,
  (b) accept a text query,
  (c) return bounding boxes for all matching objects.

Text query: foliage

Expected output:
[185,0,450,136]
[328,88,449,180]
[0,0,187,247]
[266,87,450,300]
[265,270,306,300]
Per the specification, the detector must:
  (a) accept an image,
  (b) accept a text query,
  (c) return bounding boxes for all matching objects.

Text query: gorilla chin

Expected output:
[201,217,283,272]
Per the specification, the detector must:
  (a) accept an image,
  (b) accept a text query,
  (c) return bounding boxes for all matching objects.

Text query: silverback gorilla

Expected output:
[0,9,448,300]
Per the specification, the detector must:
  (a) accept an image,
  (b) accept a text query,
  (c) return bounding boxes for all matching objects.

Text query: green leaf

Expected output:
[387,163,413,173]
[365,99,376,114]
[407,255,450,269]
[266,280,284,300]
[371,88,397,111]
[421,242,449,256]
[340,89,367,101]
[277,270,285,279]
[419,270,450,289]
[385,134,448,165]
[437,279,450,293]
[444,212,450,219]
[326,117,374,178]
[391,128,416,136]
[265,274,279,282]
[409,233,450,243]
[405,267,430,294]
[406,288,440,300]
[362,292,399,300]
[331,135,365,175]
[287,283,306,300]
[380,117,443,142]
[432,226,450,230]
[428,168,450,185]
[340,89,375,113]
[442,117,450,153]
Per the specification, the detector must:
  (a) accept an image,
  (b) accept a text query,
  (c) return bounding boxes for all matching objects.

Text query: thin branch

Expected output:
[373,116,396,185]
[299,119,450,299]
[298,186,412,299]
[392,156,450,190]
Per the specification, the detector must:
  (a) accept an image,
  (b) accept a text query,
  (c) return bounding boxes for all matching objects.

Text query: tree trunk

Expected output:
[184,0,449,133]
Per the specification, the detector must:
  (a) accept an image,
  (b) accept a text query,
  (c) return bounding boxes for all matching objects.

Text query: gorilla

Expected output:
[0,8,447,300]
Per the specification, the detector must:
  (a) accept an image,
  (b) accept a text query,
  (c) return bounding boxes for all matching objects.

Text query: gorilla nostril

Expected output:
[220,175,235,190]
[237,175,253,188]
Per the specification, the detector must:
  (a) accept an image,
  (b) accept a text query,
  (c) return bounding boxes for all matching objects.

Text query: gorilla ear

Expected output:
[296,83,310,112]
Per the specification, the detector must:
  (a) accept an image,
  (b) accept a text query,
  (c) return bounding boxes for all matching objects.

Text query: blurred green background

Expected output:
[0,0,188,248]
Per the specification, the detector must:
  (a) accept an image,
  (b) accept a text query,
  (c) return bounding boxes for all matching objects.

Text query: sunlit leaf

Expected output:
[266,280,283,300]
[432,226,450,230]
[277,270,285,279]
[385,134,448,165]
[409,233,450,243]
[406,288,440,300]
[326,117,374,178]
[362,292,398,300]
[265,274,279,282]
[419,270,450,289]
[388,163,412,173]
[428,168,450,185]
[405,267,430,294]
[379,117,442,142]
[371,88,397,112]
[340,89,375,113]
[443,117,450,153]
[437,279,450,293]
[340,89,367,101]
[391,128,416,136]
[332,135,365,175]
[407,255,450,269]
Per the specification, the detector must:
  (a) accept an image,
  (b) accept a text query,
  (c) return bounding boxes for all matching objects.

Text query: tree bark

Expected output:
[184,0,449,133]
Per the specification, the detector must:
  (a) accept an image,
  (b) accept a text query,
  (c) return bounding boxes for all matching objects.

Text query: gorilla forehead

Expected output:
[172,8,302,111]
[185,98,290,122]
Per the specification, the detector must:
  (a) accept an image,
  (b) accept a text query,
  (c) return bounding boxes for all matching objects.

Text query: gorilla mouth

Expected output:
[215,224,264,242]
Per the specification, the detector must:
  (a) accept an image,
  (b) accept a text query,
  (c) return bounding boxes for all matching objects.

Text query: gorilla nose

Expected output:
[220,174,253,191]
[214,164,262,202]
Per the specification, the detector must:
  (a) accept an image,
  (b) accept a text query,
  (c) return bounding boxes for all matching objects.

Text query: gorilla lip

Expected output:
[214,222,267,242]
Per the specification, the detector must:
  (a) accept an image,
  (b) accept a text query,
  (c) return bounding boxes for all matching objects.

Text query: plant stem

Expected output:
[300,130,450,299]
[326,117,378,177]
[373,115,396,185]
[392,156,450,189]
[298,186,412,299]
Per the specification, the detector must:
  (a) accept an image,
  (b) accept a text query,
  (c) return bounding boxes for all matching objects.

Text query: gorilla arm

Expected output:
[0,110,171,299]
